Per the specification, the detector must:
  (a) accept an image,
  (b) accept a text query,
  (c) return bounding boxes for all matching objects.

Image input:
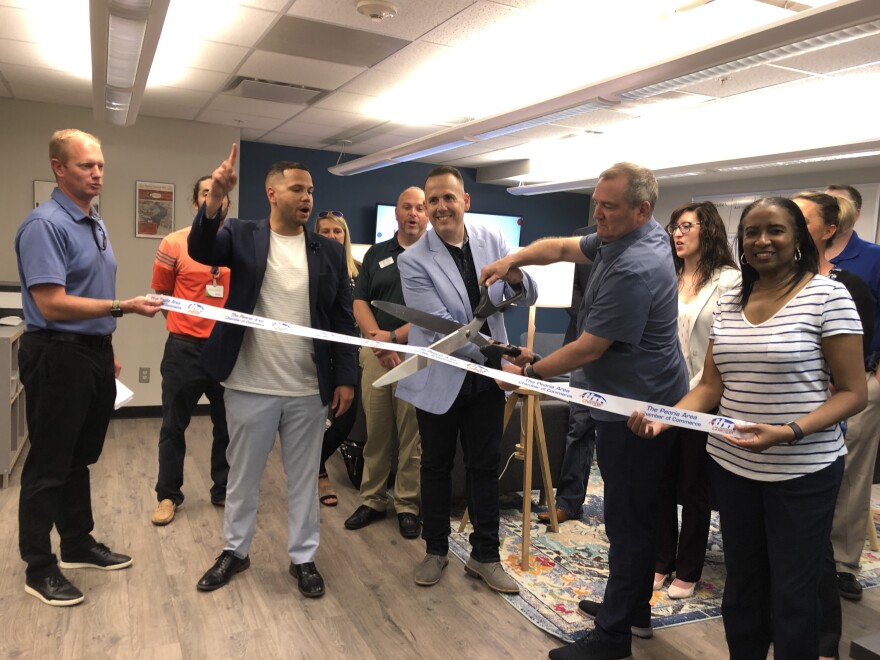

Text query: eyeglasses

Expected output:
[668,221,700,235]
[90,218,107,252]
[318,210,345,219]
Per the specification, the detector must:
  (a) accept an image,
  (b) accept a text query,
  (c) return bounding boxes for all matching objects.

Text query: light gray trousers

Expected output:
[222,388,327,564]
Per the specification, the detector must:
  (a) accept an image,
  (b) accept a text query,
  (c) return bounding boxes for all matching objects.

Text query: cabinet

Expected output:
[0,323,27,488]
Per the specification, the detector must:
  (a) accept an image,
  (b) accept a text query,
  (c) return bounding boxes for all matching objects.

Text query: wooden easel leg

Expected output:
[520,394,535,571]
[533,402,559,533]
[868,512,879,552]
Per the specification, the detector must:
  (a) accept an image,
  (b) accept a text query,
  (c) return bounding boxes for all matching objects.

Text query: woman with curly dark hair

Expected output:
[653,201,739,599]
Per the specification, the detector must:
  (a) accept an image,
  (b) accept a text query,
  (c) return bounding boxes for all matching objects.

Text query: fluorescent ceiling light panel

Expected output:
[471,99,617,141]
[715,150,880,172]
[106,14,146,88]
[393,139,477,162]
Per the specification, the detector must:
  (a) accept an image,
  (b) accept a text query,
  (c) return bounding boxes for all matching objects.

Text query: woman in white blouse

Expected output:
[654,202,739,599]
[631,197,866,659]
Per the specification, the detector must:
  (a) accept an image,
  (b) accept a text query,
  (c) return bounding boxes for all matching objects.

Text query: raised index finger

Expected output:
[226,143,238,168]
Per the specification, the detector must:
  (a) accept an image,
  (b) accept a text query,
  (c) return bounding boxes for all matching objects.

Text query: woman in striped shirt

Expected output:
[629,197,867,659]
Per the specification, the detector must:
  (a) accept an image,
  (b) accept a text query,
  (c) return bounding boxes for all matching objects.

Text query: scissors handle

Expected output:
[472,283,524,319]
[479,343,522,370]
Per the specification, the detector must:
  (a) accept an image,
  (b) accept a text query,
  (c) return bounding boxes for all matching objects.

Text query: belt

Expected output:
[170,332,207,345]
[29,330,112,349]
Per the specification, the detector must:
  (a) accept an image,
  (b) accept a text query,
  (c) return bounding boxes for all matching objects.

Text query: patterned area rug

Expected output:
[449,473,880,643]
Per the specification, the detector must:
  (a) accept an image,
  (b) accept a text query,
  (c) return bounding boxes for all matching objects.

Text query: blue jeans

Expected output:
[156,334,229,504]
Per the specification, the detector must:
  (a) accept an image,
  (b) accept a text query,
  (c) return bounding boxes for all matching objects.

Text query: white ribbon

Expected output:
[158,295,749,435]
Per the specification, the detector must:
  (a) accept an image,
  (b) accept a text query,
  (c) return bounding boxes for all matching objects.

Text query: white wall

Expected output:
[0,98,240,406]
[656,169,880,244]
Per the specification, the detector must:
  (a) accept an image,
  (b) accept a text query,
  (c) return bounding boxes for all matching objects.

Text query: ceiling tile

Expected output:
[679,64,810,98]
[239,50,364,89]
[138,102,201,121]
[287,0,474,41]
[142,86,215,109]
[372,41,451,74]
[283,105,374,129]
[157,67,231,93]
[207,6,278,47]
[273,117,367,140]
[0,6,31,41]
[421,1,519,47]
[0,39,43,67]
[208,93,304,119]
[339,68,399,96]
[186,40,251,74]
[197,108,286,130]
[771,32,880,75]
[259,129,328,149]
[11,83,92,108]
[258,16,409,67]
[239,0,289,10]
[312,90,376,114]
[240,127,270,141]
[1,62,90,91]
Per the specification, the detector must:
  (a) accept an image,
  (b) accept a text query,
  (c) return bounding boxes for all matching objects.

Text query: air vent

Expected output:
[226,77,327,105]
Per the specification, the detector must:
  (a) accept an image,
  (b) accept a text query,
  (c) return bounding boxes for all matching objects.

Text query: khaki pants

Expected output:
[831,371,880,573]
[358,346,421,514]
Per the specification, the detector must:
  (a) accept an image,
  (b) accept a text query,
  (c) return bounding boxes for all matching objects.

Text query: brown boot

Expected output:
[537,507,573,524]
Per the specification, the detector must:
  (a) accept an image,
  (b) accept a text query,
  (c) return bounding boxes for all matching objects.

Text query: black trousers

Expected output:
[594,420,674,642]
[654,426,712,583]
[156,334,229,504]
[712,457,843,660]
[416,385,504,562]
[18,333,116,578]
[319,369,360,475]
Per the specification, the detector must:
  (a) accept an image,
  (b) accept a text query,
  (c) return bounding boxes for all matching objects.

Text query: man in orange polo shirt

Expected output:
[149,176,231,525]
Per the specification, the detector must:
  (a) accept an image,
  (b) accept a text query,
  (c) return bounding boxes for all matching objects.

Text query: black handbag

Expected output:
[339,439,365,489]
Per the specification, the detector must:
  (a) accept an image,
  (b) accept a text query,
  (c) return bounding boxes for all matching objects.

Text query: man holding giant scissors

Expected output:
[393,165,536,592]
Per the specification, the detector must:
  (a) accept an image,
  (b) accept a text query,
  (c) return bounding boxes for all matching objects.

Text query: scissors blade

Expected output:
[372,321,480,388]
[371,300,464,336]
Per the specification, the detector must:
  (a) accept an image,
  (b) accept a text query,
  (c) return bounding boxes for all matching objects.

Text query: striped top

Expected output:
[707,275,861,481]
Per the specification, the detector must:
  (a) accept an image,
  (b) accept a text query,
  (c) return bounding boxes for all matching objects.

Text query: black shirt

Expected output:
[353,235,408,331]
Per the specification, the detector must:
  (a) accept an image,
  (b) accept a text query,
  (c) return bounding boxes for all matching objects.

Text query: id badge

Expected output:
[206,284,224,298]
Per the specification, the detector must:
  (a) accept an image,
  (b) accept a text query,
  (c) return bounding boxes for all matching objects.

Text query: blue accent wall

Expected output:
[239,141,590,341]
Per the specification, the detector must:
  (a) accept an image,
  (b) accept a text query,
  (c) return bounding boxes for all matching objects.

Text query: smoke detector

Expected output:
[356,0,398,22]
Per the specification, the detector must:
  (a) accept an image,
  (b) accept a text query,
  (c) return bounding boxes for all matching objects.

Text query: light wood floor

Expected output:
[0,416,878,659]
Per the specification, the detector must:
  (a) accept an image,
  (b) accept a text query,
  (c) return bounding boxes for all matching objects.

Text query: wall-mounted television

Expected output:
[375,204,523,248]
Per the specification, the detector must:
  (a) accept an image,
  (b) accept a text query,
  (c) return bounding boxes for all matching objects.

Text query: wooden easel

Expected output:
[458,385,559,571]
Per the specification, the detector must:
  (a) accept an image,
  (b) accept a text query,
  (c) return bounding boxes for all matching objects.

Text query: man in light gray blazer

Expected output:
[395,165,536,593]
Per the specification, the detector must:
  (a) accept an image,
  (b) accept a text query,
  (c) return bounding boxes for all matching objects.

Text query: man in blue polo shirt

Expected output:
[482,162,687,660]
[15,129,161,607]
[824,183,880,602]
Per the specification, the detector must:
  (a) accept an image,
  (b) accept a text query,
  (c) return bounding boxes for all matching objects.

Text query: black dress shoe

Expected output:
[838,571,863,601]
[289,561,325,598]
[25,572,84,607]
[578,599,652,639]
[398,512,421,539]
[344,504,386,530]
[197,550,250,592]
[60,542,132,570]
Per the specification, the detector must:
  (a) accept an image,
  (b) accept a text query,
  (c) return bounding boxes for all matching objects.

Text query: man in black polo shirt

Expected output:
[344,187,428,539]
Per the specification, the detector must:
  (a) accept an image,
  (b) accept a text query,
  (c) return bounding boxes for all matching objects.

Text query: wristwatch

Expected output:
[110,299,123,318]
[389,329,397,344]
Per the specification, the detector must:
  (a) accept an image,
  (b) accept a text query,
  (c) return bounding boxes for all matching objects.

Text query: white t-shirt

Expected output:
[707,275,861,481]
[224,230,319,396]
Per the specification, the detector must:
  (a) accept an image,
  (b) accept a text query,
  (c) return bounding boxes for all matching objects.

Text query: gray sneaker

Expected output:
[414,554,448,586]
[464,557,519,594]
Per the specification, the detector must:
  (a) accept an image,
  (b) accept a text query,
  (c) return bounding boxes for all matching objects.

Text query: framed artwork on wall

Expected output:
[136,181,174,238]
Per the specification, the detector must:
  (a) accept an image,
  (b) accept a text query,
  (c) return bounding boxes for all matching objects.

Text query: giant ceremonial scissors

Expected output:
[371,285,524,387]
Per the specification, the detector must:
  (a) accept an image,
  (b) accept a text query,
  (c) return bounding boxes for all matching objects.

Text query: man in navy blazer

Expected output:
[188,145,357,598]
[395,165,536,593]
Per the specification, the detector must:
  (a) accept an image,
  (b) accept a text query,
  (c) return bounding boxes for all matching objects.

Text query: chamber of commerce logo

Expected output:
[471,365,489,375]
[186,303,205,315]
[272,321,290,331]
[580,391,607,407]
[710,417,737,433]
